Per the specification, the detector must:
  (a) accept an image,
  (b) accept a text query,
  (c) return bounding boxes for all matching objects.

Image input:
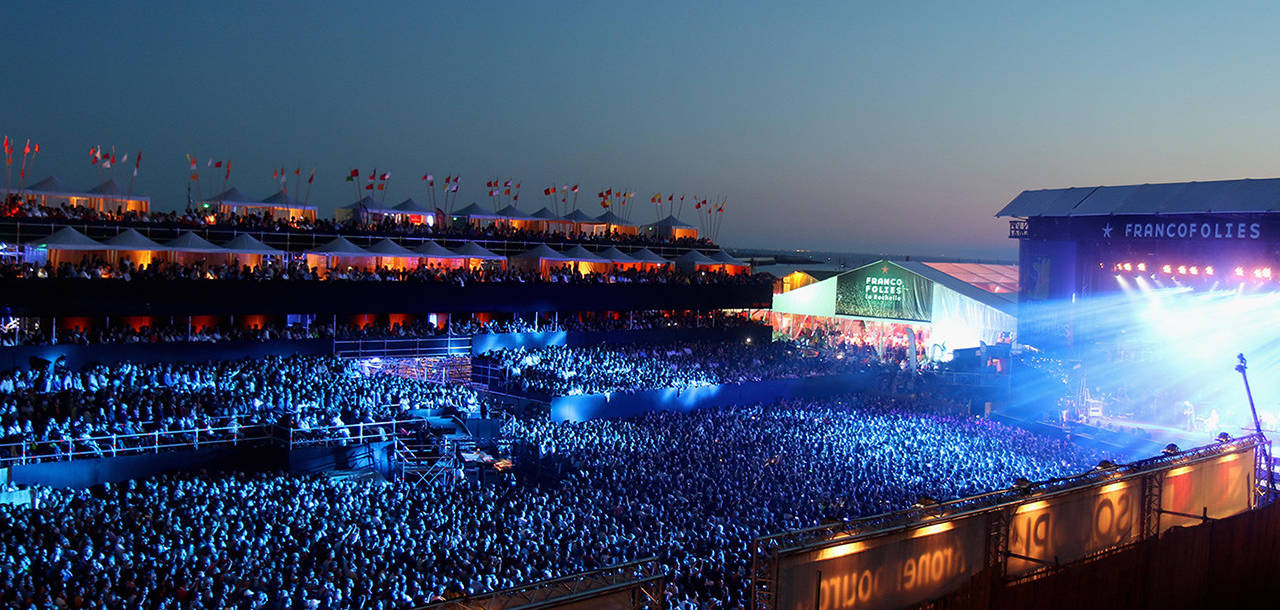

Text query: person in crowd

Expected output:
[0,395,1112,608]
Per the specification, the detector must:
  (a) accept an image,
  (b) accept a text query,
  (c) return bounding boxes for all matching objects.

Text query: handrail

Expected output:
[0,218,715,259]
[0,416,441,466]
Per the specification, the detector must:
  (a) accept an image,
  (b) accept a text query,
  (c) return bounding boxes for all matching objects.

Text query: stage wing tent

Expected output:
[560,245,613,273]
[100,228,169,265]
[706,250,751,275]
[164,231,225,264]
[597,246,639,267]
[629,248,673,268]
[450,241,506,269]
[305,236,372,274]
[770,259,1017,359]
[256,191,318,221]
[595,210,639,235]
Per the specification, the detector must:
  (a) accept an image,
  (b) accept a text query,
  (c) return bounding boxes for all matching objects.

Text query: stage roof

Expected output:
[895,260,1016,315]
[997,177,1280,217]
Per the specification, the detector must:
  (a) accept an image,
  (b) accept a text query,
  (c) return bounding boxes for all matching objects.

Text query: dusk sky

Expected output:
[5,2,1280,259]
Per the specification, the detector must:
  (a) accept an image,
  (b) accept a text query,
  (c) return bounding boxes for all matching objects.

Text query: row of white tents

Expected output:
[20,226,750,271]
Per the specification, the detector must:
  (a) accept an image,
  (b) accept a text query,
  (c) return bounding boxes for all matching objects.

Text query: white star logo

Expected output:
[1102,223,1113,238]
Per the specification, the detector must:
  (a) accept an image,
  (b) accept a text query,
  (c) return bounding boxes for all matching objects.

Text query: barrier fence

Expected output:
[750,434,1269,610]
[0,416,433,466]
[0,219,707,260]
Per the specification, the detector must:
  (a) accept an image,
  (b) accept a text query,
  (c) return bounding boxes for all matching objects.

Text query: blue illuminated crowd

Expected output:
[0,356,480,460]
[477,342,870,397]
[0,393,1110,608]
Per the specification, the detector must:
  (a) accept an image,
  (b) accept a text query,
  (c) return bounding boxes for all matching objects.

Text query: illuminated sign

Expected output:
[1110,221,1261,240]
[777,516,985,610]
[835,263,933,322]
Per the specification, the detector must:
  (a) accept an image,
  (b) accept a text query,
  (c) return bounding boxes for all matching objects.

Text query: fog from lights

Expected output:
[1016,285,1280,439]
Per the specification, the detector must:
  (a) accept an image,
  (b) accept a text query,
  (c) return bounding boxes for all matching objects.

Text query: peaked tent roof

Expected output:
[561,245,611,263]
[165,231,224,252]
[596,246,638,264]
[451,241,505,260]
[673,250,719,265]
[643,215,695,229]
[364,238,417,257]
[629,248,672,264]
[450,203,499,217]
[528,207,567,221]
[23,226,106,250]
[412,240,466,259]
[102,228,167,250]
[995,177,1280,217]
[220,233,281,254]
[393,198,433,214]
[494,205,536,220]
[206,187,258,204]
[22,176,73,195]
[515,244,572,261]
[337,196,383,213]
[595,211,635,226]
[307,236,371,256]
[706,250,750,267]
[260,190,315,210]
[562,209,603,223]
[86,179,144,198]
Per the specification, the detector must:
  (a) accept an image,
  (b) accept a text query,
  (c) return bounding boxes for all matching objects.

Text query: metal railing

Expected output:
[0,416,439,466]
[333,336,473,359]
[0,423,274,466]
[0,218,711,259]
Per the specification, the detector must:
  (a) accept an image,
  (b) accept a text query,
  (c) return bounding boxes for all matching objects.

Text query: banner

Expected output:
[835,263,933,322]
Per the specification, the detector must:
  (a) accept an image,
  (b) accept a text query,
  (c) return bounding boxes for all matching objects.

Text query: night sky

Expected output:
[5,1,1280,259]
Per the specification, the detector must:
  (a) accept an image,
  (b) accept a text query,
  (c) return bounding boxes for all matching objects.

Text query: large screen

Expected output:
[834,263,933,322]
[775,516,986,610]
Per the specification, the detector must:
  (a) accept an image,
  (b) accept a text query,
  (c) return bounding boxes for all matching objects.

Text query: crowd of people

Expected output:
[476,342,868,397]
[0,257,768,287]
[0,356,483,461]
[1,194,718,250]
[0,395,1115,608]
[0,312,765,347]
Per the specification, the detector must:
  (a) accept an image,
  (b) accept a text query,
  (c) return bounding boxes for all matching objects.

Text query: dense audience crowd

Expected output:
[2,195,717,250]
[0,356,482,461]
[0,257,767,287]
[0,395,1114,608]
[0,312,764,347]
[477,342,866,397]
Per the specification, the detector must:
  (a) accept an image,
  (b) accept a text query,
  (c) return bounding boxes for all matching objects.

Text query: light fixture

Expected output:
[1162,443,1180,456]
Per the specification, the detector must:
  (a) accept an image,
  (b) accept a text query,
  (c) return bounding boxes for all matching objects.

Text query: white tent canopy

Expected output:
[165,231,224,252]
[23,227,106,250]
[220,233,282,254]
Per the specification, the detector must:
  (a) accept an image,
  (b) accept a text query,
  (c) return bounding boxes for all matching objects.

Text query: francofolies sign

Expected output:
[835,262,933,322]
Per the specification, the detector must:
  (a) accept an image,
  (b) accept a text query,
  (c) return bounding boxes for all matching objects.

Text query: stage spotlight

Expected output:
[1122,263,1132,271]
[1162,264,1172,274]
[1189,266,1198,275]
[1235,266,1245,277]
[1204,266,1213,275]
[1177,265,1187,275]
[1217,432,1232,443]
[1163,443,1180,456]
[1136,262,1146,272]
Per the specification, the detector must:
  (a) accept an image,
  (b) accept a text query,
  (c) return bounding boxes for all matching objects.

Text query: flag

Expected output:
[377,183,385,191]
[571,185,579,192]
[120,153,128,164]
[503,180,511,187]
[515,183,521,189]
[34,143,39,154]
[273,169,278,179]
[349,168,360,178]
[513,194,519,201]
[23,139,30,155]
[294,168,301,176]
[191,172,199,181]
[308,168,316,184]
[225,160,231,180]
[485,180,493,188]
[208,159,213,167]
[504,188,510,196]
[601,200,610,208]
[365,183,374,190]
[190,155,197,170]
[379,172,389,180]
[449,184,458,192]
[368,169,377,181]
[444,175,451,184]
[213,161,222,168]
